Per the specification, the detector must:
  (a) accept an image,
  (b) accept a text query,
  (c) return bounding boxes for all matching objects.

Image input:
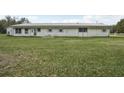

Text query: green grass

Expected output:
[0,34,124,76]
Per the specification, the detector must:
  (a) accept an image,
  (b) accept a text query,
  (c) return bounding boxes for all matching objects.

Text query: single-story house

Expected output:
[7,23,112,37]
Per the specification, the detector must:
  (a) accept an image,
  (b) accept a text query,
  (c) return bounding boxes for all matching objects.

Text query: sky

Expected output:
[0,0,124,25]
[0,15,124,25]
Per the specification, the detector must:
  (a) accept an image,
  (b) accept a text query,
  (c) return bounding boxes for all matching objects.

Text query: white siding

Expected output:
[7,27,14,35]
[37,29,79,36]
[7,27,110,37]
[87,29,110,37]
[11,29,34,36]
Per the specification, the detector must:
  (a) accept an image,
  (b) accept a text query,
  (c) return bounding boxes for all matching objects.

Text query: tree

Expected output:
[5,16,16,27]
[111,25,117,33]
[0,19,7,33]
[116,19,124,33]
[0,16,30,34]
[17,18,30,24]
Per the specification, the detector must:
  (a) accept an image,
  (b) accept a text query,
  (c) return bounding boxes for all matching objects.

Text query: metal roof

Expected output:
[10,23,112,29]
[11,23,110,26]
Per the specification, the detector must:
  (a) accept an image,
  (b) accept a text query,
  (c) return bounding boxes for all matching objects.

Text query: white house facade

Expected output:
[7,23,112,37]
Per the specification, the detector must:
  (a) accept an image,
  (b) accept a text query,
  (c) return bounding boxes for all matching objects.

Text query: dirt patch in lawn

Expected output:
[0,53,17,70]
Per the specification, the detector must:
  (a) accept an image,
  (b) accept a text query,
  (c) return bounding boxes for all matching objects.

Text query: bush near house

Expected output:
[0,35,124,76]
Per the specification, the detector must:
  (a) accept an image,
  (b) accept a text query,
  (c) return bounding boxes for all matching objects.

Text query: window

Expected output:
[25,28,28,31]
[25,28,28,34]
[37,28,41,32]
[79,28,87,32]
[48,29,52,32]
[15,28,21,34]
[59,29,63,32]
[102,29,106,32]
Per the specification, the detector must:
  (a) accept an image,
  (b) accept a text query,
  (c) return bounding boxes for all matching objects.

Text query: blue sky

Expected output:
[0,15,124,25]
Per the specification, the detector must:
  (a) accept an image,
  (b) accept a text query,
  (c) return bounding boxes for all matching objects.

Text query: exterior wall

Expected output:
[36,29,91,37]
[7,27,110,37]
[36,29,79,36]
[7,27,14,35]
[10,29,34,36]
[87,29,110,37]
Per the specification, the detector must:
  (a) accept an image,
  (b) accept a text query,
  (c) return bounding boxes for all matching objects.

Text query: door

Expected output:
[34,29,37,36]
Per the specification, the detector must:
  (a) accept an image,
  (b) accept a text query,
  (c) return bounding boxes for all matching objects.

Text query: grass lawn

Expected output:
[0,34,124,76]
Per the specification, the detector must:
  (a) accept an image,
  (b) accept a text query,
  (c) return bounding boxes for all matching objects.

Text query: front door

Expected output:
[34,29,37,36]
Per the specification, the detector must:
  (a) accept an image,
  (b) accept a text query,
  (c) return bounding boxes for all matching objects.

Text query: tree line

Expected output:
[0,16,30,33]
[115,19,124,33]
[110,19,124,33]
